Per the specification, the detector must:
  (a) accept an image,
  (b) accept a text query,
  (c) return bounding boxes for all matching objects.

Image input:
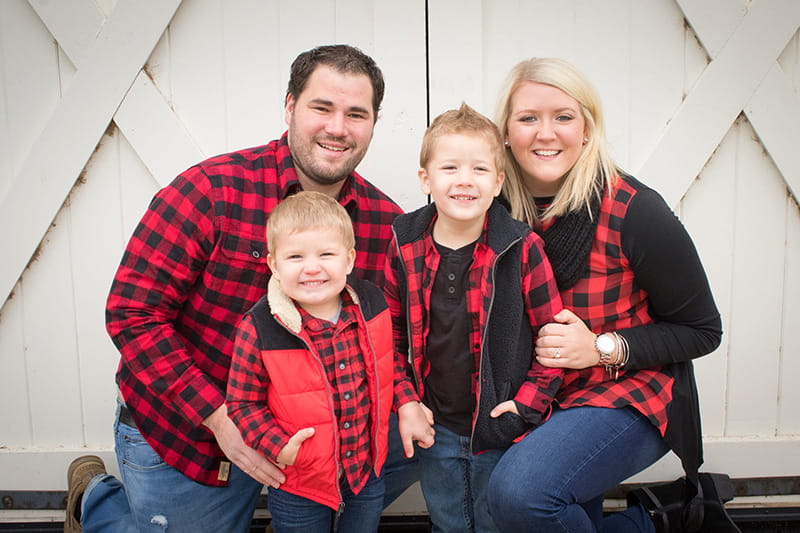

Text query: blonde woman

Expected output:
[486,58,725,532]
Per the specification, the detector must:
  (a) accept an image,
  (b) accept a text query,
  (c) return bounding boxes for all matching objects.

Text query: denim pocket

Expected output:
[115,421,168,471]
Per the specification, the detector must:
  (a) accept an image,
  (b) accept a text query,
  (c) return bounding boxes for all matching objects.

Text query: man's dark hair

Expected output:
[286,44,385,120]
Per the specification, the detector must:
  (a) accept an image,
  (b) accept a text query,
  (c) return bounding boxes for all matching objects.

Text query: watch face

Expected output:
[597,334,615,354]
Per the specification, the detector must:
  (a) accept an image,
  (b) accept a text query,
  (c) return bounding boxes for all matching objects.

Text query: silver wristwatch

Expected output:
[595,333,616,365]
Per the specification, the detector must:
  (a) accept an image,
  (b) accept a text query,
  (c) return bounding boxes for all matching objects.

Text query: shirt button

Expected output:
[345,450,353,458]
[344,393,351,400]
[448,273,456,281]
[251,250,260,258]
[343,422,351,429]
[448,286,455,294]
[339,362,346,370]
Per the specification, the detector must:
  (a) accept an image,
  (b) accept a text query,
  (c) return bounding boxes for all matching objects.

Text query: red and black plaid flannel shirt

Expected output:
[385,205,563,426]
[555,178,673,435]
[105,132,402,485]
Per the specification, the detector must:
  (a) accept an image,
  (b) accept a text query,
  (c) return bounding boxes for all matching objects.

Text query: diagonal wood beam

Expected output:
[0,0,181,306]
[677,0,800,203]
[638,0,800,207]
[28,0,203,188]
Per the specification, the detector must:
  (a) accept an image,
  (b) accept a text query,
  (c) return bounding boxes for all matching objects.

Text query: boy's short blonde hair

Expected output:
[267,191,355,253]
[419,102,506,172]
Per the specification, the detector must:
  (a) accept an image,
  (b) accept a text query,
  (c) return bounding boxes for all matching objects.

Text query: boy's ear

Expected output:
[493,171,506,197]
[418,168,431,195]
[266,253,279,279]
[346,248,356,274]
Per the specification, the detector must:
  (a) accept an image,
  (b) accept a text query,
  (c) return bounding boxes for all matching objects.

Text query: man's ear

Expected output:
[284,94,296,127]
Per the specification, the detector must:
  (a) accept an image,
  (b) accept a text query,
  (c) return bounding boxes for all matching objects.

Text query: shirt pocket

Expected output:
[204,231,269,312]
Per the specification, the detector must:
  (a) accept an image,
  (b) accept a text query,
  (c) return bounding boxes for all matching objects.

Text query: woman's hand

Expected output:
[535,309,600,370]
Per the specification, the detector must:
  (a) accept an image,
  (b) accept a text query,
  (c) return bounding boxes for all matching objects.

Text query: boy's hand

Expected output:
[490,400,520,418]
[276,427,316,466]
[397,401,435,458]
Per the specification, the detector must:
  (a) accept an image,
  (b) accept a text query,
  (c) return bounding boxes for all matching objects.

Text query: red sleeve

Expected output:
[384,237,420,410]
[514,232,564,423]
[105,171,223,426]
[226,314,290,461]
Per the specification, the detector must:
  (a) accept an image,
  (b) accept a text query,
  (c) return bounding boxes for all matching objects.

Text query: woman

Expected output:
[486,57,723,532]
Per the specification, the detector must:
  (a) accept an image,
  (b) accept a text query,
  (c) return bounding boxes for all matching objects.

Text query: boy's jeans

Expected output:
[81,403,261,533]
[268,470,384,533]
[488,406,669,532]
[417,423,505,533]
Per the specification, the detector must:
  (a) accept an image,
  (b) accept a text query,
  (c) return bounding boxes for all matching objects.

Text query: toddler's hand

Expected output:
[276,427,315,465]
[397,401,435,458]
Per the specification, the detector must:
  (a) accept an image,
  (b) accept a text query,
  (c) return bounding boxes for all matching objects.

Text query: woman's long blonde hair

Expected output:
[494,58,620,226]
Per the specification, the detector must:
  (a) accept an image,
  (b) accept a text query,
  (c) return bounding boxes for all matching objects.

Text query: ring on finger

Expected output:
[554,348,561,359]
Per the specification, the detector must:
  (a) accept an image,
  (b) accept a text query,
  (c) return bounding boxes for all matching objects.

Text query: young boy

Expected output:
[226,191,433,533]
[383,103,564,532]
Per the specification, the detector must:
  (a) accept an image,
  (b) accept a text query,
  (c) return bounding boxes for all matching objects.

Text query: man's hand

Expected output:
[397,401,435,458]
[203,404,286,488]
[276,427,315,465]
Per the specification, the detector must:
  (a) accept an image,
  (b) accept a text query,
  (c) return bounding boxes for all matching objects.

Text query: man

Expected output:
[65,44,417,533]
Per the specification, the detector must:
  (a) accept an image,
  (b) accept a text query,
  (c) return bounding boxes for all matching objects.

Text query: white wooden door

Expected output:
[1,0,798,519]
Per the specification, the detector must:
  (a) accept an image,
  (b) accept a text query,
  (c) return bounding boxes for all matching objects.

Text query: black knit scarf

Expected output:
[539,193,601,291]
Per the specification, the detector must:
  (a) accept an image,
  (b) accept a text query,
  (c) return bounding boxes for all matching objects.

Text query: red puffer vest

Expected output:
[246,275,394,509]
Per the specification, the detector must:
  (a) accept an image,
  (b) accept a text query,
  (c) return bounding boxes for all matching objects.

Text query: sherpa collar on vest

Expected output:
[266,275,361,334]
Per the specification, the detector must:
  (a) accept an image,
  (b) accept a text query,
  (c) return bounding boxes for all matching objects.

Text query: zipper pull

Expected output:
[332,501,346,532]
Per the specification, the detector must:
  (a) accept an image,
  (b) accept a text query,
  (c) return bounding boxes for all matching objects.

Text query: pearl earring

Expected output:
[504,140,510,147]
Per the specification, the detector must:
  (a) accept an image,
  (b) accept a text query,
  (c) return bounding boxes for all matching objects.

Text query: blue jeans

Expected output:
[81,402,262,532]
[382,411,421,507]
[268,471,384,532]
[417,423,505,533]
[487,406,669,532]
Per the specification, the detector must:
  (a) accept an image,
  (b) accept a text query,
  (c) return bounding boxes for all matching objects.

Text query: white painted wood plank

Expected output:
[427,0,483,119]
[277,0,335,85]
[167,0,228,155]
[676,0,748,59]
[335,0,374,50]
[114,71,204,188]
[726,119,785,436]
[219,0,282,151]
[629,437,800,482]
[778,197,800,435]
[118,132,161,254]
[0,0,61,202]
[27,0,105,68]
[21,206,83,447]
[745,63,800,203]
[32,0,203,191]
[570,0,631,167]
[0,449,118,491]
[639,0,800,207]
[0,0,181,308]
[68,130,127,447]
[626,0,687,173]
[0,282,31,448]
[360,0,428,211]
[680,125,739,438]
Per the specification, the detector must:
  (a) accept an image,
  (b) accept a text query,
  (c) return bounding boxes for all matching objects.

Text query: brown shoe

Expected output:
[64,455,107,533]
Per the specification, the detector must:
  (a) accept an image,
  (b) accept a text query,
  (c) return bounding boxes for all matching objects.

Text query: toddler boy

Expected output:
[227,191,433,533]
